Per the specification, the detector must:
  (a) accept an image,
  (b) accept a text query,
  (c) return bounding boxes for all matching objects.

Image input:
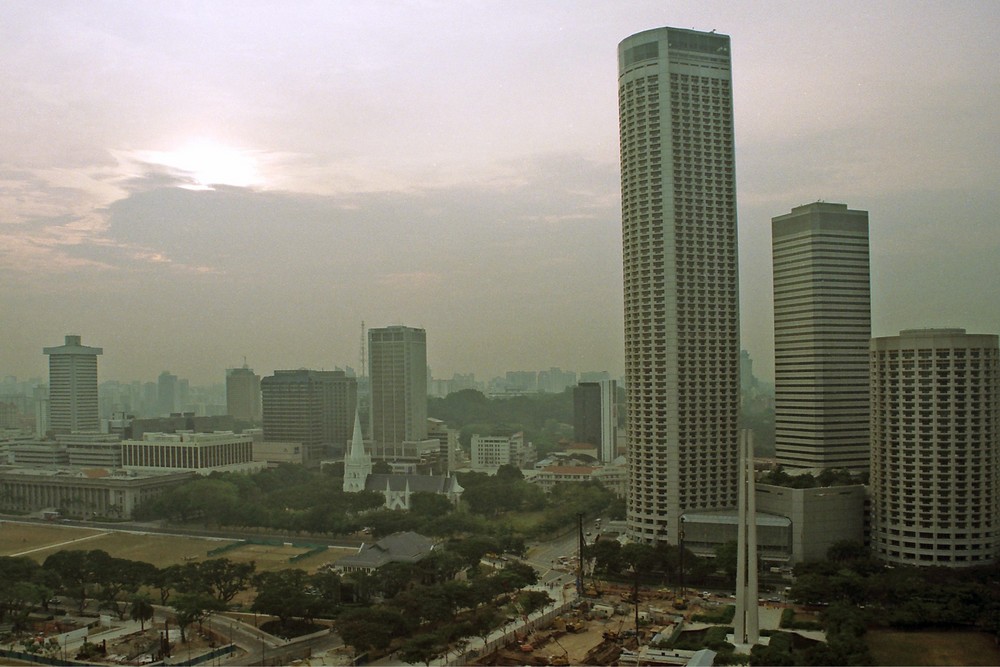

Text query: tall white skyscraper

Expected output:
[870,328,999,567]
[619,28,740,543]
[772,202,871,471]
[43,335,102,434]
[368,326,428,458]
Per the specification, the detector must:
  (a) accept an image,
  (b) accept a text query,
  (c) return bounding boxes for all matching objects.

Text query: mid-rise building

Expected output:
[871,328,1000,567]
[772,202,871,471]
[619,27,740,543]
[471,432,529,470]
[226,364,261,423]
[573,380,617,462]
[122,430,261,475]
[368,326,427,457]
[43,335,102,434]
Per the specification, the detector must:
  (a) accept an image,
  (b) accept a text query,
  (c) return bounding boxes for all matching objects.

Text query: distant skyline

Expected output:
[3,1,999,385]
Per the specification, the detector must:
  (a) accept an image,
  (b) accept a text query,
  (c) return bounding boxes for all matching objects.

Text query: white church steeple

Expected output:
[342,410,372,493]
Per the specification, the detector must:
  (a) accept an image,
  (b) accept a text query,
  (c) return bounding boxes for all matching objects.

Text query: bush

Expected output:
[692,604,735,624]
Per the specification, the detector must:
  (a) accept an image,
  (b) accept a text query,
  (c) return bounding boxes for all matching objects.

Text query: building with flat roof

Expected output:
[226,364,261,424]
[0,466,193,519]
[573,380,617,462]
[870,328,999,567]
[122,430,262,475]
[471,432,528,470]
[619,27,740,543]
[369,326,428,459]
[772,202,871,471]
[261,369,357,464]
[43,335,102,434]
[755,483,867,564]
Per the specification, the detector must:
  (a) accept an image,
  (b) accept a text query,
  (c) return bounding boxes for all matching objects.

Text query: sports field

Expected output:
[868,629,1000,666]
[0,520,355,571]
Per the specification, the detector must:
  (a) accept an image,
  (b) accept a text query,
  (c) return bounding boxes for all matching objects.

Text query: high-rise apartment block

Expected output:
[618,27,740,543]
[226,364,261,423]
[870,329,999,567]
[772,202,871,471]
[43,335,102,434]
[368,326,427,457]
[261,369,357,463]
[573,380,617,462]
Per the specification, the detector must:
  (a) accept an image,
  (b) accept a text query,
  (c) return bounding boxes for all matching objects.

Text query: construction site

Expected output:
[472,582,753,666]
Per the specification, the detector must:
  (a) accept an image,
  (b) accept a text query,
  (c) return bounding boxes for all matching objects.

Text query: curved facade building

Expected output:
[871,328,1000,566]
[618,27,740,543]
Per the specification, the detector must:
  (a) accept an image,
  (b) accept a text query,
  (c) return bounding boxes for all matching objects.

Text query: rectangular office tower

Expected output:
[369,326,428,457]
[618,28,740,544]
[261,369,357,463]
[574,380,618,462]
[43,335,103,434]
[772,202,871,471]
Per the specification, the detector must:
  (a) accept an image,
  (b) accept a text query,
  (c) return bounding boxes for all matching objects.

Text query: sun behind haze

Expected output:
[1,0,998,385]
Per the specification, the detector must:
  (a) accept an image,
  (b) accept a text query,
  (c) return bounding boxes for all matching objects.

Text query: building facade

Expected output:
[619,27,740,543]
[470,432,527,470]
[755,483,867,564]
[368,326,427,457]
[0,466,193,519]
[226,364,261,423]
[156,371,178,417]
[573,380,617,462]
[261,369,357,462]
[773,202,871,471]
[870,328,1000,567]
[43,335,102,434]
[122,430,261,474]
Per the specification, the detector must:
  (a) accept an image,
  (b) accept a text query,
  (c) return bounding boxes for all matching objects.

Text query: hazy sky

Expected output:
[3,1,999,385]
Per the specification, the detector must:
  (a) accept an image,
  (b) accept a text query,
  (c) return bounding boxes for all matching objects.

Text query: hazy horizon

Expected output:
[4,1,999,385]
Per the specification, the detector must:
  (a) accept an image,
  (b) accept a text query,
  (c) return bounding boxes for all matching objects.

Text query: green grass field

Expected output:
[0,521,355,572]
[868,629,1000,666]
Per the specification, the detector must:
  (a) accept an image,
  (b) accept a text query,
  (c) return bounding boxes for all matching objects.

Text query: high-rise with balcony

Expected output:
[43,335,102,434]
[772,202,871,471]
[618,27,740,543]
[870,329,999,567]
[368,326,427,458]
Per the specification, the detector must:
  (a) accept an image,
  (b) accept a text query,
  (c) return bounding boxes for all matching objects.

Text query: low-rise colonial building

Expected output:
[0,465,194,519]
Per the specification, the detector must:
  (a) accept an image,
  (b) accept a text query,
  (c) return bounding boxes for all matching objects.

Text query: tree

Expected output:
[309,569,343,618]
[714,540,738,581]
[398,631,446,666]
[200,558,256,604]
[410,492,453,519]
[251,569,317,627]
[338,607,409,656]
[130,594,154,631]
[172,592,223,643]
[43,550,99,613]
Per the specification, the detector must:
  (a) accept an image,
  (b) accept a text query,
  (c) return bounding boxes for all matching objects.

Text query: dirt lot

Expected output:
[868,629,1000,666]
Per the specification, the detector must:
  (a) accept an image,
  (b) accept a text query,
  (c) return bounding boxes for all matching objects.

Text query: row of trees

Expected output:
[132,462,620,547]
[3,537,548,665]
[790,541,1000,632]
